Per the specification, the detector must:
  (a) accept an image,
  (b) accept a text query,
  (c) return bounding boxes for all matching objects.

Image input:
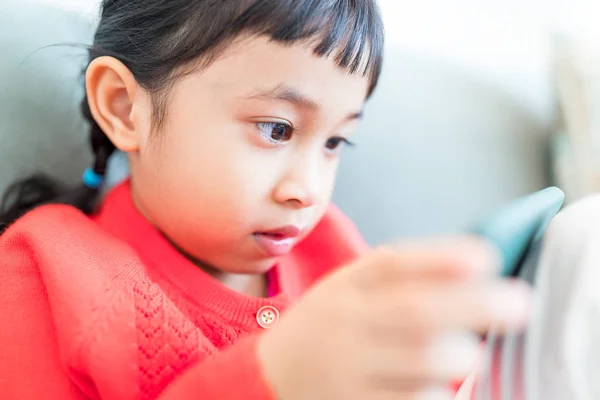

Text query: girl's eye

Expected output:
[325,137,354,152]
[256,122,294,144]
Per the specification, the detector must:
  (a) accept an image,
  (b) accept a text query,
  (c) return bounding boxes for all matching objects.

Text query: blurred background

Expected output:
[1,0,599,245]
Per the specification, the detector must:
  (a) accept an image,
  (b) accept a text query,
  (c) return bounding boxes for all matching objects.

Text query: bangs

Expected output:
[235,0,384,80]
[161,0,384,95]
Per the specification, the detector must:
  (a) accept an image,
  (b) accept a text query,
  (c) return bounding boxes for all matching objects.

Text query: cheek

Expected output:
[322,157,341,198]
[157,134,260,224]
[308,156,340,228]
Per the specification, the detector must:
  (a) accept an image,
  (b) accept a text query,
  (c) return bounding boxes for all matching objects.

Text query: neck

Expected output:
[200,262,268,298]
[166,235,268,297]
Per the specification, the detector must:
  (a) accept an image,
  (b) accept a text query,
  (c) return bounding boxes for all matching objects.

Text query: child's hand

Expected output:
[258,237,530,400]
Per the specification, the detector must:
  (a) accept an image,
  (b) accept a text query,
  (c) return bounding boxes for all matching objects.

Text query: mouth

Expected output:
[253,225,303,257]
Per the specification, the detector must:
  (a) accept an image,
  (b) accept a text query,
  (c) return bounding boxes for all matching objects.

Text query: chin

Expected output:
[216,257,278,275]
[244,258,278,274]
[220,256,277,275]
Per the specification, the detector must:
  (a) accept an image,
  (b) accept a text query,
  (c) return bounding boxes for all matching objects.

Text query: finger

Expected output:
[410,387,455,400]
[368,279,531,336]
[357,236,500,287]
[373,386,456,400]
[423,279,531,333]
[364,332,481,389]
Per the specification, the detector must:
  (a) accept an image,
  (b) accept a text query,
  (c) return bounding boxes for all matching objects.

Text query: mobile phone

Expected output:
[473,186,565,281]
[473,186,565,400]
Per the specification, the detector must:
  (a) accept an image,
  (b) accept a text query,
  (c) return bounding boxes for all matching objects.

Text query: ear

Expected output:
[85,56,147,152]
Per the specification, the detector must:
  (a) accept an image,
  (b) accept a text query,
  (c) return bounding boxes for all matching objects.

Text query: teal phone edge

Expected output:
[473,187,565,277]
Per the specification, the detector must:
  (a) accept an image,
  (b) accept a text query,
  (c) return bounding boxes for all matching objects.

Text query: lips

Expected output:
[253,225,303,257]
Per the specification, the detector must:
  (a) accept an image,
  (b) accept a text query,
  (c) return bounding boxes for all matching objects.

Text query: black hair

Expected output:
[0,0,384,234]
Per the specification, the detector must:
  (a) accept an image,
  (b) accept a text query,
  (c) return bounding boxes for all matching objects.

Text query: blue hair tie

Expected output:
[83,168,104,189]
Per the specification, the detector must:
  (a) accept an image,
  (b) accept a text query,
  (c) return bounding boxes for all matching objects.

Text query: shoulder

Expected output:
[1,203,150,298]
[2,204,140,274]
[2,204,96,245]
[0,200,146,286]
[1,204,92,269]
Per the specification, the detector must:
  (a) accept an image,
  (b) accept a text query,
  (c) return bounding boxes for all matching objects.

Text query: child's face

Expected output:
[129,36,370,273]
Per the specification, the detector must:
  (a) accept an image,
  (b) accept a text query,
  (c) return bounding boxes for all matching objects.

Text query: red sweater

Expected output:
[0,181,369,400]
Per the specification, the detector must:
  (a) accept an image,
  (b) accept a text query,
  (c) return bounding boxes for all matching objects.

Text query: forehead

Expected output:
[185,35,370,113]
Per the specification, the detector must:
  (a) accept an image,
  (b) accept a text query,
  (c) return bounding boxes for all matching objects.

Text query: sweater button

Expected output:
[257,306,279,329]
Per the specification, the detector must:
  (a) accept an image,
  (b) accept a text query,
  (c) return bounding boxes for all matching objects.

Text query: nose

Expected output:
[272,152,324,209]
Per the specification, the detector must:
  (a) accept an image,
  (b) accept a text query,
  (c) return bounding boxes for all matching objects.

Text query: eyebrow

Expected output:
[244,84,363,121]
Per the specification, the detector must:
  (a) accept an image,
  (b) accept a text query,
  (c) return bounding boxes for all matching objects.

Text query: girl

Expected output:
[0,1,530,399]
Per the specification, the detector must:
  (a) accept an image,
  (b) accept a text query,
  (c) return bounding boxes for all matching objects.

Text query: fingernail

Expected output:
[417,387,454,400]
[492,281,532,325]
[428,333,481,378]
[456,236,502,278]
